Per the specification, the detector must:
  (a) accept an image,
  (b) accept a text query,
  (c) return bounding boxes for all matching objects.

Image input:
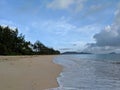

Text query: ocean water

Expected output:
[48,54,120,90]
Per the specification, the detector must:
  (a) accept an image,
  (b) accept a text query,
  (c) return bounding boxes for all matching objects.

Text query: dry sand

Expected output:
[0,55,62,90]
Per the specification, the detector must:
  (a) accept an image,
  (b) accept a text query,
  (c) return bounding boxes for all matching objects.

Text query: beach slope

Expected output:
[0,55,62,90]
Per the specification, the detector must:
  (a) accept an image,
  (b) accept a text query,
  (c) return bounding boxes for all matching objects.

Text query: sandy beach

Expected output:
[0,55,62,90]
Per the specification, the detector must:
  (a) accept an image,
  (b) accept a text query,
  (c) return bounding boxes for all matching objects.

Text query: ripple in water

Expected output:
[49,54,120,90]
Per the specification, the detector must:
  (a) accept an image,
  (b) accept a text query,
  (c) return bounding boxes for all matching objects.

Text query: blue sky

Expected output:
[0,0,120,53]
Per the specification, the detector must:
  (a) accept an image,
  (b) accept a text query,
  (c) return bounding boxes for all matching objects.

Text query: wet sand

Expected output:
[0,55,62,90]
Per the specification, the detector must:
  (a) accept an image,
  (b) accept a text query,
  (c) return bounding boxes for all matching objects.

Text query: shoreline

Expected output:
[0,55,62,90]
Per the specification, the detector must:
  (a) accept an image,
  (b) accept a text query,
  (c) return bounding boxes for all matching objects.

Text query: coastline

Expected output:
[0,55,62,90]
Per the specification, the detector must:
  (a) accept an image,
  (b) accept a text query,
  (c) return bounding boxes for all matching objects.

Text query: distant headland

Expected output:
[61,51,92,55]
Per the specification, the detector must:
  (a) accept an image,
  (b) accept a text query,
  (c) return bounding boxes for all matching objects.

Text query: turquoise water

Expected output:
[50,54,120,90]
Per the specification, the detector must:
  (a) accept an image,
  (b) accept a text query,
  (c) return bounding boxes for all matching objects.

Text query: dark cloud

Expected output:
[84,3,120,53]
[93,26,120,47]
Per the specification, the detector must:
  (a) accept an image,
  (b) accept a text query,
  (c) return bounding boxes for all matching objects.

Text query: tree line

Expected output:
[0,25,60,55]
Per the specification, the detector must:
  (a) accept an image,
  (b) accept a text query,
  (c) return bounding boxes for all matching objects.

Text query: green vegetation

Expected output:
[0,25,60,55]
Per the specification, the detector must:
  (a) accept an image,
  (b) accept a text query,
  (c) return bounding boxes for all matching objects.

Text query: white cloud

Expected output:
[31,17,76,36]
[32,17,101,38]
[31,17,103,52]
[70,41,87,51]
[76,24,102,36]
[90,3,110,12]
[47,0,86,12]
[59,41,87,52]
[47,0,74,9]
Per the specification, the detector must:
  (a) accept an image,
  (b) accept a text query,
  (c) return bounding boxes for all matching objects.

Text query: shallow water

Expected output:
[50,54,120,90]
